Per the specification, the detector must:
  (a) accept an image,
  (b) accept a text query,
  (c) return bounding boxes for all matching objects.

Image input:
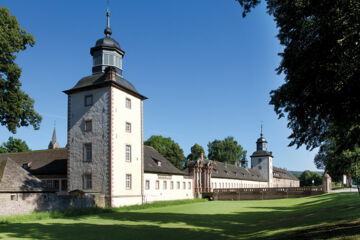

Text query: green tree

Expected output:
[236,1,360,181]
[0,137,30,153]
[186,143,206,161]
[0,7,42,133]
[299,170,322,187]
[144,135,186,169]
[207,137,247,165]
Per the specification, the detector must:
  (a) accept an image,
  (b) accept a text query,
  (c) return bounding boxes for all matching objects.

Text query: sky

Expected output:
[0,0,319,171]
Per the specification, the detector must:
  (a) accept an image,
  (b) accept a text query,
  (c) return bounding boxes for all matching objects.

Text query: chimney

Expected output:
[105,66,116,81]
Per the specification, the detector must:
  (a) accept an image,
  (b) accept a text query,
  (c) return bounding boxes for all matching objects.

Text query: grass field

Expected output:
[0,193,359,240]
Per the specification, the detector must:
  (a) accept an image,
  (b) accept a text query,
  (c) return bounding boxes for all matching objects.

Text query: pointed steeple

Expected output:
[104,8,112,37]
[48,127,60,149]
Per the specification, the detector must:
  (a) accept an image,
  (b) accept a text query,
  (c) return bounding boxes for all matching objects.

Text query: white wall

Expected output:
[144,173,194,203]
[273,178,300,187]
[111,86,143,207]
[210,177,268,189]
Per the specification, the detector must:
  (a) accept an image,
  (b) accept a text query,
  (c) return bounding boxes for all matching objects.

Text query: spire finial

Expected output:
[104,5,112,37]
[260,121,263,137]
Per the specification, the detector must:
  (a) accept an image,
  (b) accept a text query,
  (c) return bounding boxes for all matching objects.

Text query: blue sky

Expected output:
[0,0,319,171]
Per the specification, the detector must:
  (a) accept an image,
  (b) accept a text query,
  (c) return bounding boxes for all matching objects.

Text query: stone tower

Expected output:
[48,127,60,149]
[250,126,273,187]
[64,9,147,207]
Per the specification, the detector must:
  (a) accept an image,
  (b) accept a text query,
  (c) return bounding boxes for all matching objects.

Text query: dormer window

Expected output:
[22,163,30,170]
[154,159,161,167]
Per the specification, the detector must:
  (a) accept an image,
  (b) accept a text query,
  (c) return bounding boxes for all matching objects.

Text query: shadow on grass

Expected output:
[0,193,359,240]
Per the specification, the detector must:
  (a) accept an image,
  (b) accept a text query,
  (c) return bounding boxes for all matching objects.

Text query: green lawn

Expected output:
[0,193,359,240]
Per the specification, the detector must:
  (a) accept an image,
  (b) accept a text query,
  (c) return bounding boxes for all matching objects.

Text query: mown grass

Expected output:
[0,193,359,240]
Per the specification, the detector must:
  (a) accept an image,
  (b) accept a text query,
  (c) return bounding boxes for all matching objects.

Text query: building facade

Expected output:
[0,9,300,211]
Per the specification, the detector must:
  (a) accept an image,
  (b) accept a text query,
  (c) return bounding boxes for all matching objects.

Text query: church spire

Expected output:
[48,126,60,149]
[260,122,263,137]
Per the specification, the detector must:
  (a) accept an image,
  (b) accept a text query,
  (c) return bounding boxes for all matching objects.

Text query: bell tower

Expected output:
[64,8,147,207]
[250,124,273,187]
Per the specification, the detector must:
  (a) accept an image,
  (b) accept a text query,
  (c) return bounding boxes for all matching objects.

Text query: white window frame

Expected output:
[125,145,131,162]
[155,180,160,190]
[145,180,150,190]
[126,174,132,190]
[125,122,131,133]
[125,98,131,109]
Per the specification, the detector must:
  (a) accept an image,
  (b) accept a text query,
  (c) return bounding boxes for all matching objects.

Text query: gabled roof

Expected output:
[0,148,67,176]
[0,158,52,192]
[144,146,185,175]
[273,166,299,181]
[186,159,267,182]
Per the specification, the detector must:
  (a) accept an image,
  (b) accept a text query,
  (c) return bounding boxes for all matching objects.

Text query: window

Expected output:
[163,181,167,190]
[83,174,92,189]
[54,180,59,191]
[84,120,92,132]
[155,180,160,190]
[93,55,102,66]
[125,122,131,133]
[177,181,180,189]
[126,174,132,190]
[258,166,262,170]
[170,181,174,190]
[45,180,53,189]
[10,194,17,201]
[84,143,92,162]
[125,145,131,162]
[126,98,131,109]
[183,182,186,189]
[84,95,93,107]
[188,182,191,190]
[61,180,67,191]
[104,54,111,65]
[145,180,150,190]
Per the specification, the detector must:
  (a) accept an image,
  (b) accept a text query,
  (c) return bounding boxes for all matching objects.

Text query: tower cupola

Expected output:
[90,9,125,76]
[256,124,267,151]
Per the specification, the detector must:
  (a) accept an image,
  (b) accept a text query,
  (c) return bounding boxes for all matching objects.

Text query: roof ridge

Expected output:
[0,148,67,156]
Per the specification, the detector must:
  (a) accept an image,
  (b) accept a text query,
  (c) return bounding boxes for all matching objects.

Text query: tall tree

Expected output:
[144,135,186,169]
[236,1,360,177]
[0,137,30,153]
[0,7,42,133]
[235,1,360,149]
[207,137,247,165]
[186,143,206,161]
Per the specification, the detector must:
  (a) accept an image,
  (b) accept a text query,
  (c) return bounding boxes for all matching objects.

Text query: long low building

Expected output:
[0,130,299,206]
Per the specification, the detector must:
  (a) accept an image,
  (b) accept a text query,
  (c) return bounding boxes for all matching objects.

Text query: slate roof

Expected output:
[63,72,147,100]
[185,159,268,182]
[144,146,185,175]
[0,148,67,176]
[250,150,273,157]
[0,158,52,192]
[273,166,299,181]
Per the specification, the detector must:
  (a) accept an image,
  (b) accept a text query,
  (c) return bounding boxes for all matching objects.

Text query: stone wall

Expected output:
[202,187,323,201]
[273,177,300,187]
[0,192,98,217]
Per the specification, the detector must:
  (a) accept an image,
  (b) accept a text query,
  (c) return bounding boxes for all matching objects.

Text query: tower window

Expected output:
[125,98,131,109]
[145,180,150,190]
[93,55,102,66]
[125,145,131,162]
[125,122,131,133]
[84,143,92,162]
[126,174,132,190]
[84,120,92,132]
[83,174,92,190]
[84,95,93,107]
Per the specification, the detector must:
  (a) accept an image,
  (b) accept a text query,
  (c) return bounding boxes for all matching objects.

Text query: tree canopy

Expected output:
[236,0,360,179]
[0,7,42,133]
[186,143,206,161]
[207,137,247,165]
[0,137,30,153]
[299,170,322,187]
[144,135,186,169]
